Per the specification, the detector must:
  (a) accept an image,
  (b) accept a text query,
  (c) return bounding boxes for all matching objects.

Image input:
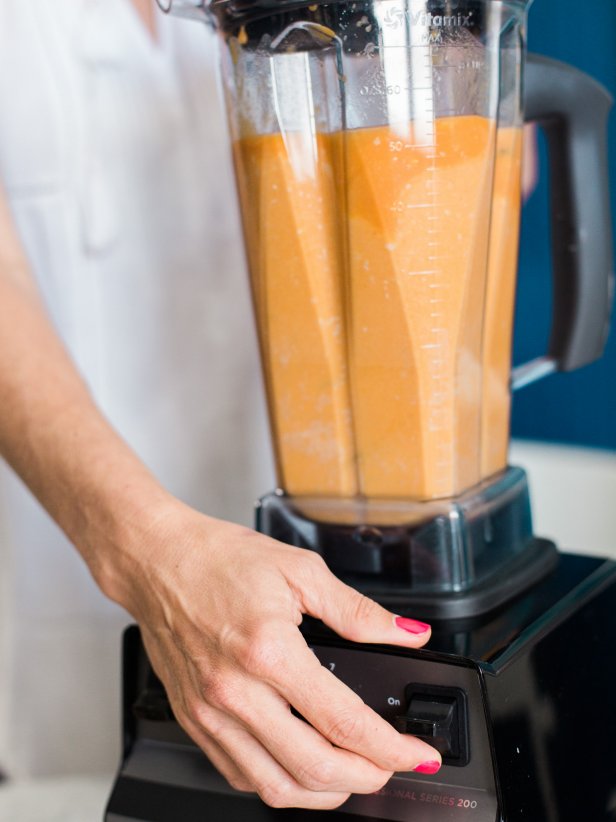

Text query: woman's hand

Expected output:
[107,501,441,810]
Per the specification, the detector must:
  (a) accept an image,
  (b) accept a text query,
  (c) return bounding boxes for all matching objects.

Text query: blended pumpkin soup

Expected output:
[234,117,522,500]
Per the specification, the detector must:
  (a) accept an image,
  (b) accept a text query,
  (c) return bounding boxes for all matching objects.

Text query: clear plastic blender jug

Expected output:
[226,1,525,502]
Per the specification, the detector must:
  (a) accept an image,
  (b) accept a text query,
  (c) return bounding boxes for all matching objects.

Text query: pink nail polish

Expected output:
[395,616,431,635]
[413,760,441,775]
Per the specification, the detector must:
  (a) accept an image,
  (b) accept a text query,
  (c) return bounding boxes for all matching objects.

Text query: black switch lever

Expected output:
[395,685,469,767]
[396,696,457,745]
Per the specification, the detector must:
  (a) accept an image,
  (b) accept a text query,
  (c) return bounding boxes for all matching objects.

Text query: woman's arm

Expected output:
[0,189,171,595]
[0,186,441,808]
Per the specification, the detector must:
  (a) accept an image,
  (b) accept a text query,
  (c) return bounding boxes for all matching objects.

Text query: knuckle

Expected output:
[296,551,328,589]
[349,592,379,627]
[227,775,254,794]
[325,710,362,748]
[184,696,205,725]
[189,701,225,738]
[204,676,239,712]
[240,623,287,679]
[258,779,294,809]
[297,757,339,791]
[303,551,327,572]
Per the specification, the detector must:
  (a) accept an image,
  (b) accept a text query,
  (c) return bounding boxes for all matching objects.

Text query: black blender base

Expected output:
[105,554,616,822]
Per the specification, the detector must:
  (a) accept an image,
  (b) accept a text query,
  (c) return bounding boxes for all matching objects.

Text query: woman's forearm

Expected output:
[0,189,172,602]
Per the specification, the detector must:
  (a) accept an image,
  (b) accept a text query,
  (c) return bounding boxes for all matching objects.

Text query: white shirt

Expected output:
[0,0,273,778]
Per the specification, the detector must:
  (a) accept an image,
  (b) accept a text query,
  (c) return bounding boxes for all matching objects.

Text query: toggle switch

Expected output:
[395,685,469,766]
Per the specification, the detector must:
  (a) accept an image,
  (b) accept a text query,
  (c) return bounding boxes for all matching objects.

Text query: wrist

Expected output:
[72,471,184,614]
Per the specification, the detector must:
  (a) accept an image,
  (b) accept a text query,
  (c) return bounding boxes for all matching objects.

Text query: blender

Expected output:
[105,1,616,820]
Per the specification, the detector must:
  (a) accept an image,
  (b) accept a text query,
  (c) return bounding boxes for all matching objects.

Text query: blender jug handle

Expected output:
[513,54,614,389]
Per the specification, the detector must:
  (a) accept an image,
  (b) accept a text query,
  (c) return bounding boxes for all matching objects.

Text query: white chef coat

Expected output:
[0,0,274,778]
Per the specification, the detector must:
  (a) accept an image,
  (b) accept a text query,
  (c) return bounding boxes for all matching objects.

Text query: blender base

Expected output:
[105,553,616,822]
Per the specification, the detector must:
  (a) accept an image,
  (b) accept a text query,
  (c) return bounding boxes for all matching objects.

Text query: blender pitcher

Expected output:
[159,0,613,616]
[229,0,513,503]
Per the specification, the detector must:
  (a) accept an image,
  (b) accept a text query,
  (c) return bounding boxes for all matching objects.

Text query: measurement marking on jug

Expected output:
[400,144,435,151]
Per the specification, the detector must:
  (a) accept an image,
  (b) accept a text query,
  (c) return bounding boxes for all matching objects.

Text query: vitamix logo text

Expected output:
[383,7,473,29]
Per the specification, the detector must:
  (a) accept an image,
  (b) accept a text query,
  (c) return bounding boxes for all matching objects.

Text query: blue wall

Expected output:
[511,0,616,449]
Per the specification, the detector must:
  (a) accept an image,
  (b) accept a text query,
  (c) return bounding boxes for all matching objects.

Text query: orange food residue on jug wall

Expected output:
[234,117,523,500]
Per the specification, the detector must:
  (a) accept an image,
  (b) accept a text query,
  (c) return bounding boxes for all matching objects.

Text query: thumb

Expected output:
[298,557,431,648]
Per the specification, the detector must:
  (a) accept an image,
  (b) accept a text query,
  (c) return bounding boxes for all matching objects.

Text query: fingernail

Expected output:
[413,760,441,775]
[395,616,431,635]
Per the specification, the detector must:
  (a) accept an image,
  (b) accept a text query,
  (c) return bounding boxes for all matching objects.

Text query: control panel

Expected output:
[127,632,499,822]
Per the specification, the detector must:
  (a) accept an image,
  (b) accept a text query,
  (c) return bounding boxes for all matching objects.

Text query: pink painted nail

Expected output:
[395,616,431,635]
[413,760,441,775]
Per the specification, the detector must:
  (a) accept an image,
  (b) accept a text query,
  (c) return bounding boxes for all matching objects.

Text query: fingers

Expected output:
[223,676,394,795]
[290,553,432,648]
[182,703,351,810]
[229,619,442,774]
